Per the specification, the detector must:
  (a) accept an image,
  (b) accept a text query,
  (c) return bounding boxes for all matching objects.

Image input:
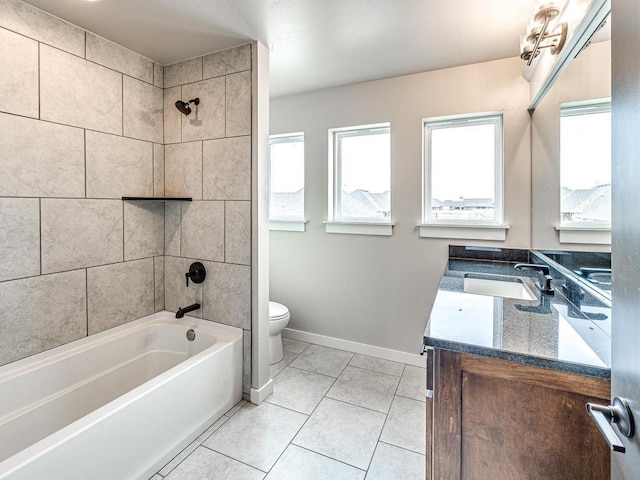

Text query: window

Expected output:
[269,133,304,229]
[328,123,391,224]
[560,101,611,228]
[423,112,503,227]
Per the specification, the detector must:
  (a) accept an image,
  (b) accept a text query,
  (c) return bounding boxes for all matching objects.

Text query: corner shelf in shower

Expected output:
[122,197,192,201]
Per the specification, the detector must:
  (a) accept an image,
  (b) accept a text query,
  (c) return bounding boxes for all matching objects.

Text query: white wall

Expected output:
[270,57,531,354]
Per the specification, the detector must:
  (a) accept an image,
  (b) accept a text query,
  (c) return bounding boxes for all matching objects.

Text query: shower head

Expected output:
[175,98,200,116]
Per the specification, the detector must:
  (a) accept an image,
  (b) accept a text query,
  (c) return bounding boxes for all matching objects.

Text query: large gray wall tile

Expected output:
[0,0,85,57]
[203,136,251,200]
[0,113,85,197]
[86,131,153,199]
[0,27,38,118]
[164,86,182,144]
[203,44,251,79]
[154,63,164,88]
[154,143,165,196]
[181,201,224,262]
[164,57,203,88]
[225,201,251,265]
[154,256,165,312]
[165,142,203,199]
[41,199,124,274]
[164,255,202,314]
[86,33,153,83]
[181,77,226,142]
[0,270,87,366]
[0,198,40,282]
[226,71,251,137]
[87,258,155,334]
[124,201,164,260]
[40,45,122,135]
[202,261,251,329]
[123,76,163,143]
[165,202,182,256]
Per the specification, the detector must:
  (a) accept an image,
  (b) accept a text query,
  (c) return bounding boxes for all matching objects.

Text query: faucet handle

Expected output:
[185,262,206,287]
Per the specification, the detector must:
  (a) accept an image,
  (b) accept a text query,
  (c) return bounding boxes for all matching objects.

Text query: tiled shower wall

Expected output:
[0,0,254,394]
[162,48,253,395]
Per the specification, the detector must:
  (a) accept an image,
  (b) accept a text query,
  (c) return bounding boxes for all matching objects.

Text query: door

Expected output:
[610,0,640,476]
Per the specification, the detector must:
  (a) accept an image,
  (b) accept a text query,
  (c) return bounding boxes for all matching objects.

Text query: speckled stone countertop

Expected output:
[423,246,611,378]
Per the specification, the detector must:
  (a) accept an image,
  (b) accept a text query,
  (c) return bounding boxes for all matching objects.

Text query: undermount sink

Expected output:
[463,273,536,301]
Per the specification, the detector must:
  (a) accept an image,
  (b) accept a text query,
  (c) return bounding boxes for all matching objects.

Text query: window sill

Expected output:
[556,226,611,245]
[324,221,394,236]
[269,219,308,232]
[418,223,509,241]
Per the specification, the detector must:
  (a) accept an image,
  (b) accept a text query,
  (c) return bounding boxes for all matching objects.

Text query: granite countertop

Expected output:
[423,247,611,378]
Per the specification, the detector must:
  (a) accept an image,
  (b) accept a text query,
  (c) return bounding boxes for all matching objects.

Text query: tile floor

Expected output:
[150,338,426,480]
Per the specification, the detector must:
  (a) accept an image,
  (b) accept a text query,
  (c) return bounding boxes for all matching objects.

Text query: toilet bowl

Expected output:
[269,301,290,364]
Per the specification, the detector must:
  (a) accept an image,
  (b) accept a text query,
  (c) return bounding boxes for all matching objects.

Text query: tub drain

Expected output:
[186,329,196,341]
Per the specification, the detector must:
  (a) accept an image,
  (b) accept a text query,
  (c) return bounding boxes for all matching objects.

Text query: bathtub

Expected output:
[0,311,243,479]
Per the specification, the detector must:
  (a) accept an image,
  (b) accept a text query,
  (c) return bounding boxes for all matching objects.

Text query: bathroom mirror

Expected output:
[530,14,611,252]
[530,12,611,301]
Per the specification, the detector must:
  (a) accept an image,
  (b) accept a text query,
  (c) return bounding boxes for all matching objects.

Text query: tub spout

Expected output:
[176,303,201,318]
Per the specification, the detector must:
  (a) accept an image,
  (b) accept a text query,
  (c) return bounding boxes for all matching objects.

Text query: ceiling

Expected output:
[21,0,536,97]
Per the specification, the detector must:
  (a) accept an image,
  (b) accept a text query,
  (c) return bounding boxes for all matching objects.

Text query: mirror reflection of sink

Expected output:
[463,273,536,301]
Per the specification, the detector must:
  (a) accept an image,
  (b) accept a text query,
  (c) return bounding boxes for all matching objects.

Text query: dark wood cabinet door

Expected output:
[431,350,611,480]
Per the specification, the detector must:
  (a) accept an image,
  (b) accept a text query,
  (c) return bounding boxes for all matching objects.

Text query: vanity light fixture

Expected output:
[520,1,568,66]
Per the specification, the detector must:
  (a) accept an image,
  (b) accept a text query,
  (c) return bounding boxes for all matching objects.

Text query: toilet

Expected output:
[269,301,290,364]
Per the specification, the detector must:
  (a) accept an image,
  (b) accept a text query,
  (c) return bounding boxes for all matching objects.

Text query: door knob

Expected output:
[586,396,635,453]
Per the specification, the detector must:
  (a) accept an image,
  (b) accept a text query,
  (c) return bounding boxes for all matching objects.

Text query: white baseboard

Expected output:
[250,378,273,405]
[283,328,426,368]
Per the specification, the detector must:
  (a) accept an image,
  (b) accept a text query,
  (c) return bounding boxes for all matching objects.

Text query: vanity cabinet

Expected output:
[425,349,611,480]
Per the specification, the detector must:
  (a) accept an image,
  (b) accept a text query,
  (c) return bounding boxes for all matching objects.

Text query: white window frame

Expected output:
[558,100,611,244]
[326,123,394,236]
[420,112,507,240]
[268,132,307,232]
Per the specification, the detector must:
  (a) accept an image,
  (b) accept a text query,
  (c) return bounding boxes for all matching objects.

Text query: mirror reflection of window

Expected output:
[560,101,611,227]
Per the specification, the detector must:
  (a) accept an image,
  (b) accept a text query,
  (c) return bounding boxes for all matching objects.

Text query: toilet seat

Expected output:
[269,301,290,321]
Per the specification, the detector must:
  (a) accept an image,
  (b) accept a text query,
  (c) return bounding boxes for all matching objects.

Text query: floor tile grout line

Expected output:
[346,362,405,378]
[394,392,427,403]
[328,395,392,416]
[280,362,341,381]
[365,440,383,474]
[292,443,369,473]
[324,388,395,415]
[199,444,269,474]
[377,439,428,457]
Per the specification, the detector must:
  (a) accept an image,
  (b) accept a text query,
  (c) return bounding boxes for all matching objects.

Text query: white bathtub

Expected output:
[0,311,243,479]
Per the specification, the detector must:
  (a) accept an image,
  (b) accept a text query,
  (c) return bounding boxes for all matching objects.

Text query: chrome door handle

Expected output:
[586,397,635,453]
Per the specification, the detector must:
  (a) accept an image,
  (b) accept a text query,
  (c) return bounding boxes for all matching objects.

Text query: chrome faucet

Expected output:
[514,263,554,295]
[175,303,201,318]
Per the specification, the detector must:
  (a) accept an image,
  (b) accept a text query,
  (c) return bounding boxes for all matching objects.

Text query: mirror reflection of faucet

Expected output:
[562,282,609,321]
[514,263,555,295]
[515,294,553,314]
